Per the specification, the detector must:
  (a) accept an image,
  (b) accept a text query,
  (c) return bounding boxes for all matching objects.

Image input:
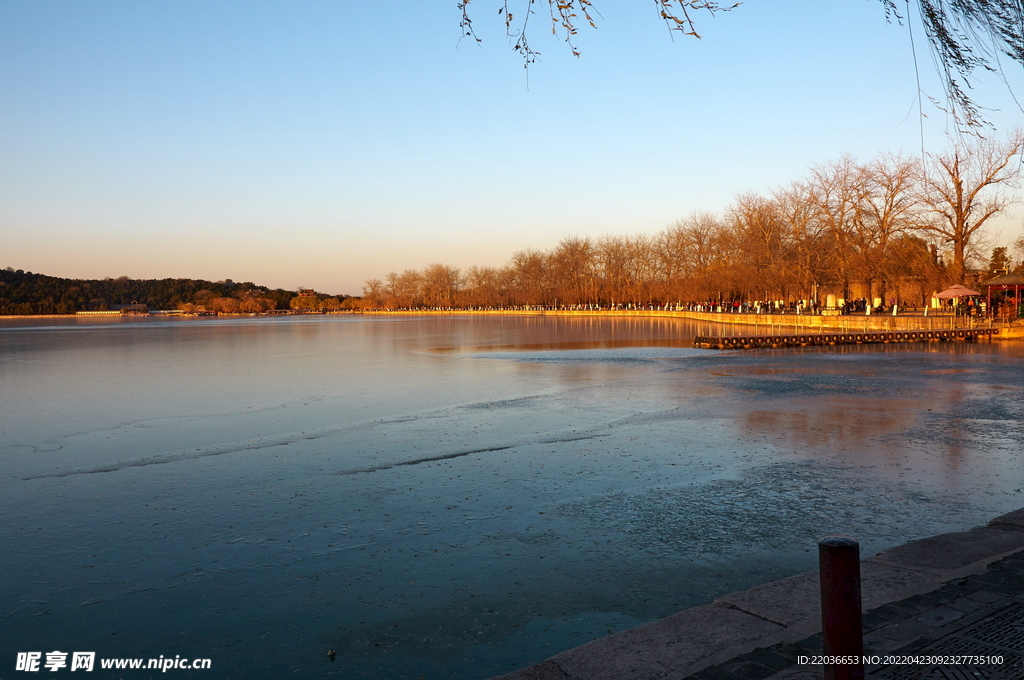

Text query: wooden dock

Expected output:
[693,328,999,349]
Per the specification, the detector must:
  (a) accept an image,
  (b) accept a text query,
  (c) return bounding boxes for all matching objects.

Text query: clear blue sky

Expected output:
[2,1,1022,295]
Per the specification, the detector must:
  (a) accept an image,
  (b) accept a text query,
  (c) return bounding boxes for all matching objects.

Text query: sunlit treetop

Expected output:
[459,0,1024,131]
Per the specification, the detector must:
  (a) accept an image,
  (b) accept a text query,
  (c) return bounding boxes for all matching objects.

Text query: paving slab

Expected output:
[501,606,783,680]
[712,561,936,627]
[913,606,967,627]
[869,526,1024,573]
[858,561,943,609]
[712,571,820,627]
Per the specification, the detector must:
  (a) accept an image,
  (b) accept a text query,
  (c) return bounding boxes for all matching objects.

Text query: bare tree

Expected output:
[384,272,401,308]
[885,234,945,305]
[916,131,1024,282]
[626,234,656,304]
[386,269,423,308]
[653,219,690,301]
[665,211,728,301]
[855,154,920,299]
[362,279,385,308]
[728,192,790,300]
[595,235,630,305]
[1014,234,1024,272]
[808,156,869,299]
[772,181,830,303]
[461,266,503,307]
[421,264,462,307]
[549,237,595,305]
[508,249,549,306]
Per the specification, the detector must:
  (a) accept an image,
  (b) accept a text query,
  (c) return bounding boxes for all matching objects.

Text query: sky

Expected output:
[2,1,1023,296]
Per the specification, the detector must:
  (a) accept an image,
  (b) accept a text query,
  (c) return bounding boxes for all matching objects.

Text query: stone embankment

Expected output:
[359,309,1024,339]
[4,309,1022,338]
[675,310,1021,338]
[490,508,1024,680]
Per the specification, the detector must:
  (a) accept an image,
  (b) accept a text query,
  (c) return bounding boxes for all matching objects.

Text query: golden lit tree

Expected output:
[421,264,462,307]
[915,131,1024,282]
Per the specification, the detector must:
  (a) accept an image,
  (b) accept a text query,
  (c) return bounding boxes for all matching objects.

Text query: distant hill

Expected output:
[0,268,343,315]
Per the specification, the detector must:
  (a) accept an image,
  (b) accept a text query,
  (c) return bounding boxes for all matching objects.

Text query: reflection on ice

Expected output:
[463,346,711,363]
[561,459,975,561]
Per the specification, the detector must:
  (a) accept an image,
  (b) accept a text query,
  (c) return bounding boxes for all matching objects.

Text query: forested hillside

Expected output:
[0,268,317,315]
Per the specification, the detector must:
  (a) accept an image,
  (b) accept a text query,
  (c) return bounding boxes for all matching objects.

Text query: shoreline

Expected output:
[490,507,1024,680]
[3,309,1021,339]
[324,308,1024,338]
[0,311,358,320]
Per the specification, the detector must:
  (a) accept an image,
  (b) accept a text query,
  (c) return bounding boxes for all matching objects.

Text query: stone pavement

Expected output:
[490,508,1024,680]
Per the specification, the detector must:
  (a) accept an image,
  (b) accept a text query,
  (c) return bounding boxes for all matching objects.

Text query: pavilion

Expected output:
[979,271,1024,318]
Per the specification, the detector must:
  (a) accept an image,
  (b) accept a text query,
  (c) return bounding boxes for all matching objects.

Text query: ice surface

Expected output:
[1,314,1021,679]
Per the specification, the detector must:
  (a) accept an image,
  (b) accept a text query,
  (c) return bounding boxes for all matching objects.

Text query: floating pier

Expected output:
[693,328,999,349]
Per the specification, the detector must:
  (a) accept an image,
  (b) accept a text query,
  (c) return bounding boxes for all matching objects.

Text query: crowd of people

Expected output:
[363,295,1022,319]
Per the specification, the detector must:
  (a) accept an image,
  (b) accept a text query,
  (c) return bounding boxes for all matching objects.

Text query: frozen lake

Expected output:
[2,314,1022,678]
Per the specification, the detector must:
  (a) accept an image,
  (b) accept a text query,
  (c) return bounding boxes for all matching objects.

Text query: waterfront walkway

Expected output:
[357,309,1024,339]
[491,508,1024,680]
[676,310,1023,339]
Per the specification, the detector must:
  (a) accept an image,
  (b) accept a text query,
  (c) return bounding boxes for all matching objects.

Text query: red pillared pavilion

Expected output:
[980,271,1024,318]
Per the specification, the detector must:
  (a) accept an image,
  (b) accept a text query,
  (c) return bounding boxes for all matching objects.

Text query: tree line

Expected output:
[363,134,1024,310]
[0,270,348,316]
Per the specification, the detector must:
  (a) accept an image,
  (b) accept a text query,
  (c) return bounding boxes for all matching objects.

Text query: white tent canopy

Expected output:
[935,284,981,299]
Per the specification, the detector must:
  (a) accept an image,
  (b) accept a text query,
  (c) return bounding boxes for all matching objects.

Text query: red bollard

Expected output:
[819,536,864,680]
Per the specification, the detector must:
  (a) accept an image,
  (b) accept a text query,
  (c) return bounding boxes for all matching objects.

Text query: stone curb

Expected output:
[488,507,1024,680]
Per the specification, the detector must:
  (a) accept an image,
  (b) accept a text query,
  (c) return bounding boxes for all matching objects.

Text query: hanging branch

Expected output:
[460,1,1024,130]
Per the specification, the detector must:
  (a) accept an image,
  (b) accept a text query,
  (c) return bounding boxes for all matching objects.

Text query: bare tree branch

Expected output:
[461,1,1024,130]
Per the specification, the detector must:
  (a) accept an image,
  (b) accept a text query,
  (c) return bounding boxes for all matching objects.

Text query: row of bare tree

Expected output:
[364,133,1024,309]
